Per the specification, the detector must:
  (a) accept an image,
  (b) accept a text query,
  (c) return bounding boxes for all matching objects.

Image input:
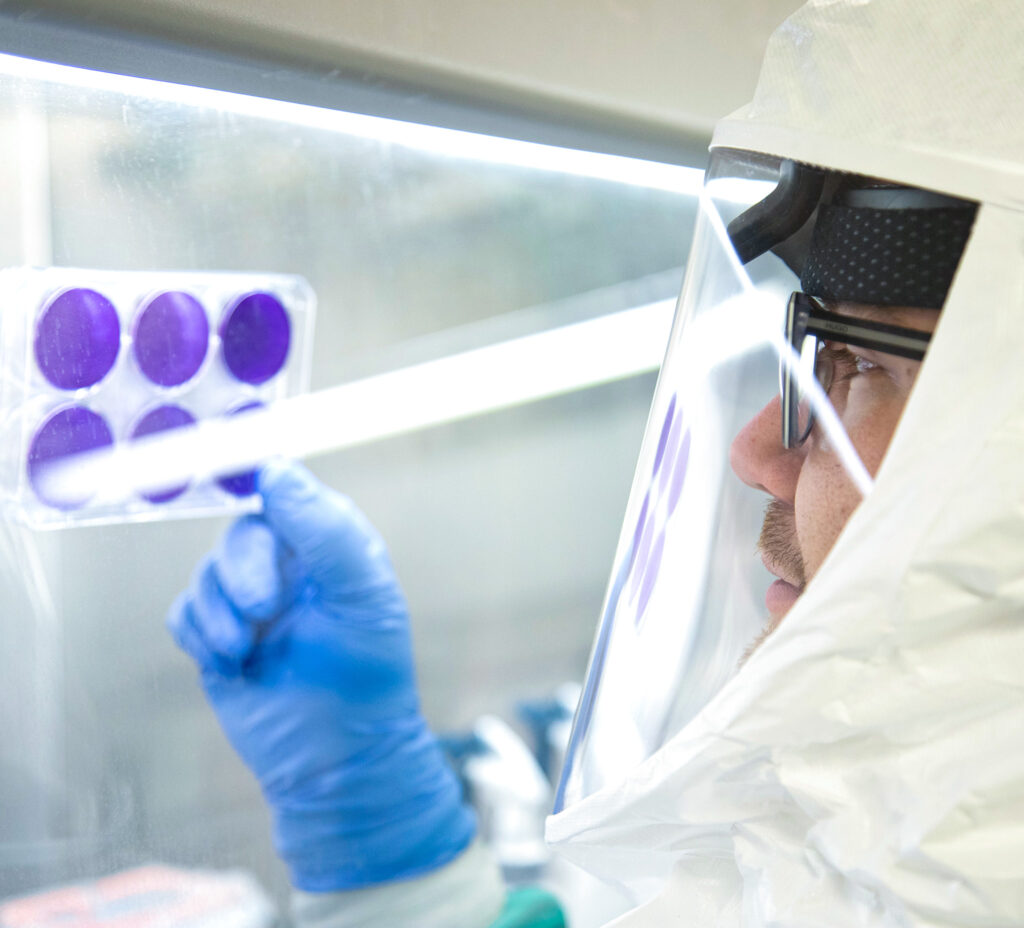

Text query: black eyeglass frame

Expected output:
[781,292,933,449]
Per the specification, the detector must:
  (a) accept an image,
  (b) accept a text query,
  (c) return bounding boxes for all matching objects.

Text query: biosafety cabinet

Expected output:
[0,7,712,924]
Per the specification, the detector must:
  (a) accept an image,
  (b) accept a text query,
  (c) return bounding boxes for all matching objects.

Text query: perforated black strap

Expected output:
[800,205,977,308]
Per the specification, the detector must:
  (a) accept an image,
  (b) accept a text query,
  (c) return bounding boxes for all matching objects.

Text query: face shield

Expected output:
[553,148,977,815]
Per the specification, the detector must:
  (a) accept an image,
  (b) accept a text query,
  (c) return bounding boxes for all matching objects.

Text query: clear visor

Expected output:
[554,150,876,812]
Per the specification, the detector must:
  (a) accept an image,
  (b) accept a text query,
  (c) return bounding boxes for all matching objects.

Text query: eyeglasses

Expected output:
[781,292,933,449]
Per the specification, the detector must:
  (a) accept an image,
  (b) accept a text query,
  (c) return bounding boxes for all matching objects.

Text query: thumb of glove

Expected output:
[257,460,397,600]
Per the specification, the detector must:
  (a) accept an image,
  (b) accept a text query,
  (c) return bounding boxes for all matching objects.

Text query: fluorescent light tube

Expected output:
[38,299,675,506]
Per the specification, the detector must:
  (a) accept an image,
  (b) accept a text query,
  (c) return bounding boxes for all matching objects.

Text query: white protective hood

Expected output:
[547,1,1024,925]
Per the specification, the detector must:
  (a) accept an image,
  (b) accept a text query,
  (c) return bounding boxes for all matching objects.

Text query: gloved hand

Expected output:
[167,460,476,891]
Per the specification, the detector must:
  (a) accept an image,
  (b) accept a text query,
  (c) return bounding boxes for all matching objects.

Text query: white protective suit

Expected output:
[546,1,1024,927]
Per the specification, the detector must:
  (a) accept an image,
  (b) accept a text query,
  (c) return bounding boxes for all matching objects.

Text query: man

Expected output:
[732,300,938,625]
[546,2,1024,924]
[171,0,1024,925]
[730,175,971,630]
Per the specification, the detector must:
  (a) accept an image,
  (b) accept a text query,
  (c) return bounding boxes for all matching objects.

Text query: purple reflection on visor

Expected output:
[636,528,666,627]
[652,394,677,477]
[220,292,291,385]
[629,492,651,570]
[131,404,197,503]
[35,288,121,390]
[28,406,114,509]
[658,413,682,494]
[668,430,691,515]
[629,505,657,603]
[134,291,209,387]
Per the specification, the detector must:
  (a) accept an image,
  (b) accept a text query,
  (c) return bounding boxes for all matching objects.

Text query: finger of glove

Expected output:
[166,590,230,675]
[185,556,257,668]
[215,514,289,622]
[258,460,396,595]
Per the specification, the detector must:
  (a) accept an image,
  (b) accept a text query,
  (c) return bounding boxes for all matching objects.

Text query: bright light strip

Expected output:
[703,176,778,206]
[38,299,675,505]
[0,51,706,196]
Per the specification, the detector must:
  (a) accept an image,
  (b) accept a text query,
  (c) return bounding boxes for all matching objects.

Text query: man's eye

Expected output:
[853,354,879,374]
[819,345,878,388]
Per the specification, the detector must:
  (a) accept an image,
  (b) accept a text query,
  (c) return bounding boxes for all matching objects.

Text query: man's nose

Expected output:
[729,396,803,502]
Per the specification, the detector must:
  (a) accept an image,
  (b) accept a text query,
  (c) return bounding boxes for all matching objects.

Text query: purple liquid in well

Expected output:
[215,401,264,497]
[28,406,114,510]
[35,288,121,390]
[134,291,210,387]
[131,404,197,503]
[220,292,291,385]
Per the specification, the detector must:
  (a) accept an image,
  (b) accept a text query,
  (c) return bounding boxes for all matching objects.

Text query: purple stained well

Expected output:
[215,401,264,497]
[35,288,121,390]
[220,292,291,385]
[131,404,197,504]
[133,291,210,387]
[27,405,114,510]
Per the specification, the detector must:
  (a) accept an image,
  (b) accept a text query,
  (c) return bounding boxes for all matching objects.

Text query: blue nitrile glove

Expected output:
[166,460,476,891]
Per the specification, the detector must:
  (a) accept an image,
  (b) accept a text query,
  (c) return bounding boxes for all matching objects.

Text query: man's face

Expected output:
[729,303,939,626]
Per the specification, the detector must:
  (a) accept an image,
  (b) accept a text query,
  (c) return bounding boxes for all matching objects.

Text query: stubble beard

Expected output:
[740,499,807,664]
[758,498,806,590]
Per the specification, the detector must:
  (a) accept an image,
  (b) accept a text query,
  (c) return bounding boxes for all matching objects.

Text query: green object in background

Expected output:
[491,887,567,928]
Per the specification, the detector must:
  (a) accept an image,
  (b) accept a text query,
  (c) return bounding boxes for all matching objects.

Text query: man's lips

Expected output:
[757,499,806,619]
[765,577,802,616]
[760,553,804,616]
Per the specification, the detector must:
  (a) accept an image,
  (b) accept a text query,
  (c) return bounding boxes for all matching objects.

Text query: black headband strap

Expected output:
[799,204,977,309]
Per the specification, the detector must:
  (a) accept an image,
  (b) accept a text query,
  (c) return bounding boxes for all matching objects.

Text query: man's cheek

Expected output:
[794,455,863,583]
[839,385,909,476]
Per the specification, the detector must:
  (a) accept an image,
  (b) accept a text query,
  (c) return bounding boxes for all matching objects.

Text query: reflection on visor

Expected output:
[556,151,978,822]
[554,161,876,813]
[628,394,691,627]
